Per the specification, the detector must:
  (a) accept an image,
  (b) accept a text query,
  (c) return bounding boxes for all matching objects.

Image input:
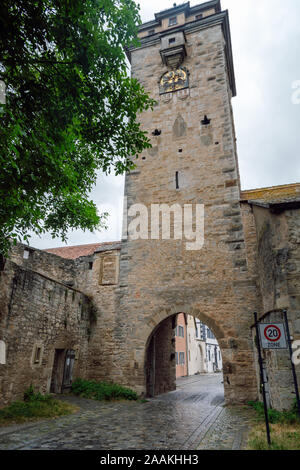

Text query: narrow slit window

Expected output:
[0,340,6,365]
[175,171,179,189]
[34,346,41,364]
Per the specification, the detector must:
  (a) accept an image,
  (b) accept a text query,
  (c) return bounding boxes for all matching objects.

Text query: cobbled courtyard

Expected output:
[0,373,256,450]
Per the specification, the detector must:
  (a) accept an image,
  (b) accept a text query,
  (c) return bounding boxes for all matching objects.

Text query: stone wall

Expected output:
[72,246,122,384]
[2,6,299,412]
[11,243,76,287]
[0,256,95,406]
[113,18,261,403]
[145,316,176,396]
[251,205,300,410]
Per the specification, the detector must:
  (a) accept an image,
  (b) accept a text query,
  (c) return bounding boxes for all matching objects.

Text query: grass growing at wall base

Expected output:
[246,400,300,450]
[71,378,138,401]
[0,385,77,427]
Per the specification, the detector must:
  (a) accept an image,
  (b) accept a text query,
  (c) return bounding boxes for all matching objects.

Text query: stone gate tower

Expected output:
[116,0,261,403]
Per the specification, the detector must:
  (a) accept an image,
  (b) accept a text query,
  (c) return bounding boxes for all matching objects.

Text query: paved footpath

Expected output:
[0,374,255,450]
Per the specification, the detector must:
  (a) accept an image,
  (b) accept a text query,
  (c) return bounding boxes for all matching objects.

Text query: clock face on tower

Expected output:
[159,68,189,95]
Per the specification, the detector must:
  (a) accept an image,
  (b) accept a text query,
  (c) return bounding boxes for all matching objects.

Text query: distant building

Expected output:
[202,323,222,373]
[175,313,188,378]
[187,316,222,375]
[186,315,206,375]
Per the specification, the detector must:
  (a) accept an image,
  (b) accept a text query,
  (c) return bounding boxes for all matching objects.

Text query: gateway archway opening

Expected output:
[145,313,224,398]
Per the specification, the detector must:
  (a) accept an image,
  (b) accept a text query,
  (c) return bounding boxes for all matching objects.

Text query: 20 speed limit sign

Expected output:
[259,323,287,349]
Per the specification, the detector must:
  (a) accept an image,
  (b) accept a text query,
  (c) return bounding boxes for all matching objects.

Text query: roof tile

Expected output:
[45,241,120,259]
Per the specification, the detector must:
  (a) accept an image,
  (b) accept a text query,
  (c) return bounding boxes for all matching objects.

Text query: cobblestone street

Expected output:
[0,374,255,450]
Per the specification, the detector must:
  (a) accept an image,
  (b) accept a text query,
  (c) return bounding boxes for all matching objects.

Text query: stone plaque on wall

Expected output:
[99,254,119,285]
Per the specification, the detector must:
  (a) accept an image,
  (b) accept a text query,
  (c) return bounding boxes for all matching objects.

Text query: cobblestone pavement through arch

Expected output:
[0,373,256,450]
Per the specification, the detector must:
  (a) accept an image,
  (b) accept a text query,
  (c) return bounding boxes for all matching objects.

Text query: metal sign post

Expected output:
[283,310,300,420]
[254,312,271,447]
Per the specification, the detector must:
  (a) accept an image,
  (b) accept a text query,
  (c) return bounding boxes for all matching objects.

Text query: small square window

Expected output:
[169,16,177,26]
[196,14,203,20]
[148,29,155,35]
[169,37,176,45]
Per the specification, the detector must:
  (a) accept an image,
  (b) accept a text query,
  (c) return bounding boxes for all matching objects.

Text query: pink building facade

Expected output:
[175,313,188,378]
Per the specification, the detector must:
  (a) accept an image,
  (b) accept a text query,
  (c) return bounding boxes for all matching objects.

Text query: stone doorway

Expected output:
[50,349,75,393]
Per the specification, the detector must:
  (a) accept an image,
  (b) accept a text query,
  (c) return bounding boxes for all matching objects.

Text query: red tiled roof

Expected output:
[44,241,120,259]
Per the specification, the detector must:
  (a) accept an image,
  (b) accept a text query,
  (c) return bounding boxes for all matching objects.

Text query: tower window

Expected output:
[175,171,179,189]
[0,340,6,365]
[196,14,203,20]
[201,115,211,126]
[148,29,155,35]
[34,346,42,364]
[169,37,176,45]
[169,16,177,26]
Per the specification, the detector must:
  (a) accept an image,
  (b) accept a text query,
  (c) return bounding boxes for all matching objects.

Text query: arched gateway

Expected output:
[144,313,224,398]
[113,1,261,405]
[2,2,300,411]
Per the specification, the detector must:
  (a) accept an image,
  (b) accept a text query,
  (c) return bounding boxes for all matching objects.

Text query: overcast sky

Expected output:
[29,0,300,249]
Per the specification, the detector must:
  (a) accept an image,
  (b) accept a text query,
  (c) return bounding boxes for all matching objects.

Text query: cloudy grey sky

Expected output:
[29,0,300,249]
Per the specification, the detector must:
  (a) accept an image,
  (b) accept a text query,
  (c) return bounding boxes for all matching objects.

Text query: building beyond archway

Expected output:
[145,313,224,398]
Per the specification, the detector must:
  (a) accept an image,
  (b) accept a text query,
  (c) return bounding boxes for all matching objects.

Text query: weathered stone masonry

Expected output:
[242,185,300,410]
[0,1,300,410]
[0,247,95,405]
[115,1,261,404]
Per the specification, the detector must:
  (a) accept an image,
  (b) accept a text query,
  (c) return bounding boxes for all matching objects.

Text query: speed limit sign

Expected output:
[259,323,287,349]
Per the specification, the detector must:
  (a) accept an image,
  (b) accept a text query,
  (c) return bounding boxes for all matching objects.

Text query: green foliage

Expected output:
[23,384,52,403]
[0,1,155,255]
[0,386,76,425]
[248,430,300,451]
[247,399,299,424]
[71,378,138,401]
[247,400,300,450]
